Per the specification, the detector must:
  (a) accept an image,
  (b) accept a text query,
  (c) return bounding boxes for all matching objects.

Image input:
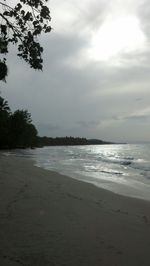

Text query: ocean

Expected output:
[5,144,150,201]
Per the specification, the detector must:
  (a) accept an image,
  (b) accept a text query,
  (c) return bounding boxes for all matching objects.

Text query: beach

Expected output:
[0,153,150,266]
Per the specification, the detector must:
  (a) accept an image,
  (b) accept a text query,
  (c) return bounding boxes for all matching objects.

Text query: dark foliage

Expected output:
[0,95,38,148]
[0,59,8,81]
[36,136,114,147]
[0,96,10,146]
[0,0,51,81]
[37,136,88,146]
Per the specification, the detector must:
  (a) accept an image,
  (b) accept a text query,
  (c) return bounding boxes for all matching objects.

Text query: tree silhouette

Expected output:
[0,95,10,112]
[0,96,38,149]
[9,109,33,147]
[0,0,51,81]
[0,96,10,147]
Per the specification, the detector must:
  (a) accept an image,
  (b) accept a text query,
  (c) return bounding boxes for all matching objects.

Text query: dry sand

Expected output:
[0,153,150,266]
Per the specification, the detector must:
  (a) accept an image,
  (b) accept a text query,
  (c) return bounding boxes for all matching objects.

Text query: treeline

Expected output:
[0,96,37,149]
[37,136,114,147]
[37,136,88,146]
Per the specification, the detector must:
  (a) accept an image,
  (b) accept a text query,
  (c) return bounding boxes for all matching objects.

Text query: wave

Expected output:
[131,164,150,172]
[127,158,150,177]
[97,156,132,166]
[122,157,134,161]
[100,170,123,175]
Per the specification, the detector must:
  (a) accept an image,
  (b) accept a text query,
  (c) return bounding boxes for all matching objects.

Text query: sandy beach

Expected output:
[0,153,150,266]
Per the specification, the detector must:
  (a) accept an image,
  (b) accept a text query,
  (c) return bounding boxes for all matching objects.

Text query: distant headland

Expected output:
[36,136,116,147]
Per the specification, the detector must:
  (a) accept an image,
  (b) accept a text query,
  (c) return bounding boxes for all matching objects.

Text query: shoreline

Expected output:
[0,154,150,265]
[4,147,150,202]
[36,165,150,203]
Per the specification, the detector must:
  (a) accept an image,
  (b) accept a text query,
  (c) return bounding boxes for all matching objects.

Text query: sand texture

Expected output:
[0,153,150,266]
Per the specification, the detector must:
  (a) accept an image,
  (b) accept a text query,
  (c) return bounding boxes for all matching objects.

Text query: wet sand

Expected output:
[0,153,150,266]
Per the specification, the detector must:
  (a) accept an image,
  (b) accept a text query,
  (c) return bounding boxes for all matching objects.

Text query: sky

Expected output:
[1,0,150,143]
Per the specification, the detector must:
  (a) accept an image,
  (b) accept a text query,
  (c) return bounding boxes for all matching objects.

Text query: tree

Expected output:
[22,123,38,147]
[0,96,38,149]
[0,0,51,81]
[9,109,32,147]
[0,95,10,112]
[0,96,11,147]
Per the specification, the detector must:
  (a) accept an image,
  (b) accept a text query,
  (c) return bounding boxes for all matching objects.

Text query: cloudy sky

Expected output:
[1,0,150,142]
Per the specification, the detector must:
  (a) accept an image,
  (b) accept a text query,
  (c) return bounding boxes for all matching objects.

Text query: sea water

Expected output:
[6,144,150,201]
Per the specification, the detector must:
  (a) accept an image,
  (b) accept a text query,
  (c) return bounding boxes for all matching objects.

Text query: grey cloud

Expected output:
[37,123,60,131]
[112,111,150,123]
[127,115,150,121]
[75,0,110,31]
[138,0,150,37]
[135,98,143,101]
[124,113,150,122]
[36,123,61,137]
[77,120,101,129]
[42,32,88,67]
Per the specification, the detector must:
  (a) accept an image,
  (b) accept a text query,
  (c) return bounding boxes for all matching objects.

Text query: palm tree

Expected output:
[0,96,10,113]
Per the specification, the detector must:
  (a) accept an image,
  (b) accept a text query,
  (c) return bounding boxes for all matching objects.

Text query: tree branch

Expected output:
[0,1,13,10]
[0,12,23,43]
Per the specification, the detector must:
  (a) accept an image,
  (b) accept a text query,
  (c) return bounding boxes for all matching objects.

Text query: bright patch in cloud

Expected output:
[88,16,146,61]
